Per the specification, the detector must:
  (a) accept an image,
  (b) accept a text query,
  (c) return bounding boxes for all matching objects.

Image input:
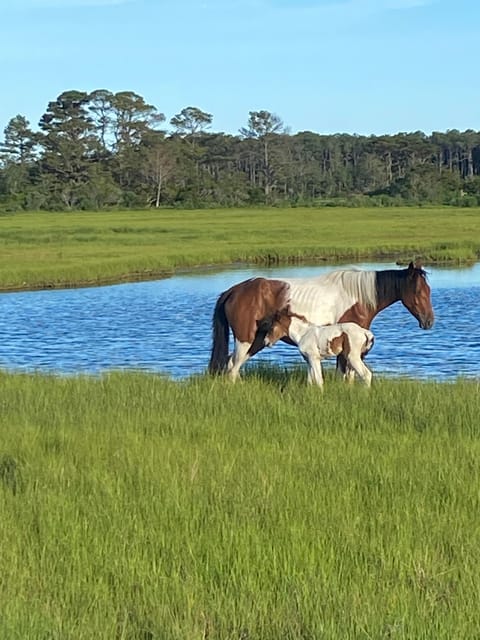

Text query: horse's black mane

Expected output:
[375,265,428,302]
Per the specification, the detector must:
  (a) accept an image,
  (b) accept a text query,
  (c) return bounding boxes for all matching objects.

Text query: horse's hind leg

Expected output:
[227,318,268,381]
[227,339,252,382]
[336,353,349,379]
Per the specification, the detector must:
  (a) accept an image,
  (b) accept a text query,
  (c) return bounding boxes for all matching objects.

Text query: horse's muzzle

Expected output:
[420,315,434,330]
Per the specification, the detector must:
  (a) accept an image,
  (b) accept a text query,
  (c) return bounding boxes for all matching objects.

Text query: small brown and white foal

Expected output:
[260,308,375,388]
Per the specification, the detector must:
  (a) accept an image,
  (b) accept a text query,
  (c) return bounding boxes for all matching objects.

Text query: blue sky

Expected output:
[0,0,478,137]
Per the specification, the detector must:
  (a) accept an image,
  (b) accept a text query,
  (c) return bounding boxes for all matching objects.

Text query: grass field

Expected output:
[1,369,480,639]
[1,207,479,638]
[0,206,479,290]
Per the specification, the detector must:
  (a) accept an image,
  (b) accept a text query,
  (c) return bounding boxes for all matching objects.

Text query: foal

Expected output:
[259,308,375,388]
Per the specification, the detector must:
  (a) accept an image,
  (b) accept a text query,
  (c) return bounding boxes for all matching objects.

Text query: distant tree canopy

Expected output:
[1,89,480,211]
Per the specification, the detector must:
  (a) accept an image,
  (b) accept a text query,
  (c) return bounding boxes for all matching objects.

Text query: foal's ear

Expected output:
[407,261,416,277]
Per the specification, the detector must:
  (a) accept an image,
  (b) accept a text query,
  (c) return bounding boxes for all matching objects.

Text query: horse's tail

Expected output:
[208,289,232,374]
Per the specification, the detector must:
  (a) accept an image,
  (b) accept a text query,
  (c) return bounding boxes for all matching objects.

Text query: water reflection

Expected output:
[0,262,478,381]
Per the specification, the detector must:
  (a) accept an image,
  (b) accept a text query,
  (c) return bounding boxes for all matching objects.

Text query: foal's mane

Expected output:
[320,269,378,309]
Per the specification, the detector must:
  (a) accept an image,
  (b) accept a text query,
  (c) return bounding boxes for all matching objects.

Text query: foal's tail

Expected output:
[208,289,232,374]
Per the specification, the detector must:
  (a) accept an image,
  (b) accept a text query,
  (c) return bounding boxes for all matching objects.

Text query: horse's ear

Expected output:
[407,261,420,280]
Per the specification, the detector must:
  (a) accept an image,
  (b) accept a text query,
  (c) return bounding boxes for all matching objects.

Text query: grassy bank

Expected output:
[1,369,479,638]
[0,207,479,290]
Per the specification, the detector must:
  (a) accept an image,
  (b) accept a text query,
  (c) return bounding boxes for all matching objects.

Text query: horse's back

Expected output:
[224,277,289,314]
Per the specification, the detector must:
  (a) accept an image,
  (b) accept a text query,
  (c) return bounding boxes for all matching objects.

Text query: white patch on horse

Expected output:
[282,270,377,326]
[227,339,251,381]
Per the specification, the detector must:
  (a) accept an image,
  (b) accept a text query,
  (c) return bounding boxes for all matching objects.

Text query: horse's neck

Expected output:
[353,297,397,329]
[375,270,404,310]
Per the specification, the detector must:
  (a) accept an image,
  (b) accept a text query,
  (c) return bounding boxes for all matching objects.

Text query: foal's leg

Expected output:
[344,365,356,384]
[309,358,325,387]
[346,355,372,387]
[337,353,356,383]
[301,351,324,388]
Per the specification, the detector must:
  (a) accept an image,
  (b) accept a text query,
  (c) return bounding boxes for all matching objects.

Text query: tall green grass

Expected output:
[1,369,479,638]
[0,207,479,290]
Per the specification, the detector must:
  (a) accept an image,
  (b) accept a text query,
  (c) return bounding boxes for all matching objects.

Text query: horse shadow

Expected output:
[242,361,371,392]
[242,362,329,389]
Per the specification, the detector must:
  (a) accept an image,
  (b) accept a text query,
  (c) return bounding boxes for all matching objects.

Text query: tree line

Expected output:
[1,89,480,211]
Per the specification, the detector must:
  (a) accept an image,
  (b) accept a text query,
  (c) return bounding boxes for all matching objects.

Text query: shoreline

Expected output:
[0,253,476,294]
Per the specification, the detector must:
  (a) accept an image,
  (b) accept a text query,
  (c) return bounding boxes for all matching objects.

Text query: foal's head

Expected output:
[400,262,434,330]
[258,308,292,346]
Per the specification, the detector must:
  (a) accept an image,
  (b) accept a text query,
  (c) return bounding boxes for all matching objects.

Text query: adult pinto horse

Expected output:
[208,262,434,381]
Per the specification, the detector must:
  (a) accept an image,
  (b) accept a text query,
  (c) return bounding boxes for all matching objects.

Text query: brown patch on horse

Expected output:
[328,332,350,357]
[223,277,290,345]
[289,310,309,324]
[338,303,374,329]
[330,330,351,373]
[328,334,344,356]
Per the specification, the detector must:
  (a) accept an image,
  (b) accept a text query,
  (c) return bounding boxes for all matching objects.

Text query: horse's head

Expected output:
[401,262,434,329]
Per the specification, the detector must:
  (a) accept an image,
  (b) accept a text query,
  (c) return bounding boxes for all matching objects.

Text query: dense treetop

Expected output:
[1,89,479,211]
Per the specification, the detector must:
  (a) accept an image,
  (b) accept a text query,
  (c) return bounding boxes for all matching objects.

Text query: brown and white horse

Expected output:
[208,262,434,381]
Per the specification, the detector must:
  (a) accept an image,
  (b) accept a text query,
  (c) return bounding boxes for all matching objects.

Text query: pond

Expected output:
[0,262,478,381]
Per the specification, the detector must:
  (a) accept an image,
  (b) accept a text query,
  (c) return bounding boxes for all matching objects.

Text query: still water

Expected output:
[0,262,478,381]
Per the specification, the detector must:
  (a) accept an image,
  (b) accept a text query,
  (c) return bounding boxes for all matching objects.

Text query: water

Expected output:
[0,262,478,381]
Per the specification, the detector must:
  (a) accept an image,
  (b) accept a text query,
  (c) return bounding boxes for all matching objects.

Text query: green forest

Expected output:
[1,89,480,211]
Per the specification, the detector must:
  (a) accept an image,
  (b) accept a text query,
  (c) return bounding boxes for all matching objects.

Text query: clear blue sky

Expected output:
[0,0,478,137]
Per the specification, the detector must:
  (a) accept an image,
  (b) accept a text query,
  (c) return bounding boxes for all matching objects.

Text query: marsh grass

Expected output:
[0,207,479,290]
[1,369,479,638]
